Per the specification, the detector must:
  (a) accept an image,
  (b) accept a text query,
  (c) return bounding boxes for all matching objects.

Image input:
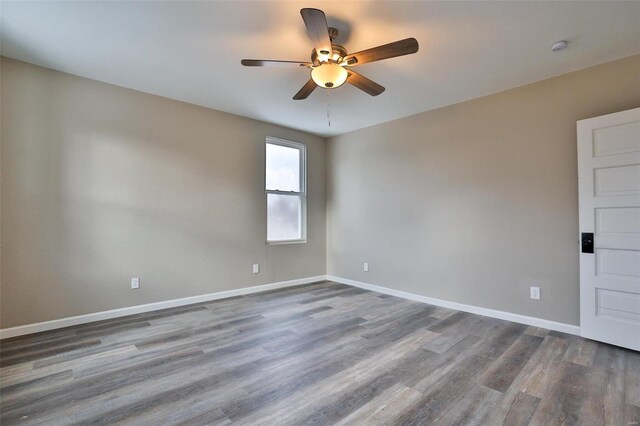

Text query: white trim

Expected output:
[266,239,307,245]
[0,276,327,340]
[328,275,581,336]
[0,274,581,340]
[265,137,307,245]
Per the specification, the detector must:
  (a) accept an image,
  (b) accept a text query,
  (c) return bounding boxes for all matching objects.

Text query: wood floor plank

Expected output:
[625,403,640,426]
[529,360,609,425]
[422,329,468,354]
[474,322,528,360]
[289,348,437,425]
[479,333,543,393]
[432,383,503,425]
[1,281,636,426]
[0,347,206,423]
[411,335,482,392]
[510,334,569,399]
[232,328,438,425]
[395,355,493,425]
[502,391,541,425]
[334,383,423,425]
[524,326,549,338]
[0,370,73,401]
[602,361,626,426]
[593,342,627,372]
[626,350,640,407]
[560,332,599,367]
[0,338,103,368]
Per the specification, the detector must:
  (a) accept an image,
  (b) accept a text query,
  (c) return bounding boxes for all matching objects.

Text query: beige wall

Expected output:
[327,55,640,326]
[0,58,326,328]
[3,54,639,330]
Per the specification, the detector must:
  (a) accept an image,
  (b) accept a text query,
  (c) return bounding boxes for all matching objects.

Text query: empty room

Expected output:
[1,1,639,424]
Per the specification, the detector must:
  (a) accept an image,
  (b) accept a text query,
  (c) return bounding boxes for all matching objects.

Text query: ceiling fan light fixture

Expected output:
[311,62,348,88]
[241,8,419,99]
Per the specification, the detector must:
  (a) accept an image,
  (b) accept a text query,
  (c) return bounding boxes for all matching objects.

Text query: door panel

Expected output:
[596,249,640,279]
[578,107,640,351]
[593,120,640,156]
[594,164,640,197]
[596,207,640,237]
[596,288,640,323]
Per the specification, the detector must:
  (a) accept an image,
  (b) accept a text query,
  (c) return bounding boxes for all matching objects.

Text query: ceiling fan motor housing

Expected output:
[312,44,348,65]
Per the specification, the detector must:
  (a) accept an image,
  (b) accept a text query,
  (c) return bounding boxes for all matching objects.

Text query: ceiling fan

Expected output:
[241,8,419,100]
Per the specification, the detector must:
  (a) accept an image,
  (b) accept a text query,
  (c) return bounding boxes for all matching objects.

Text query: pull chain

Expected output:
[326,89,331,127]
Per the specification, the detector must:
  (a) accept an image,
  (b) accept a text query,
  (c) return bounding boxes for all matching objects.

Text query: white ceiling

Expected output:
[2,1,639,137]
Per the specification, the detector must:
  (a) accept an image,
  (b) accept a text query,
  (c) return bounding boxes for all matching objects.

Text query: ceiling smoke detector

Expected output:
[551,40,568,52]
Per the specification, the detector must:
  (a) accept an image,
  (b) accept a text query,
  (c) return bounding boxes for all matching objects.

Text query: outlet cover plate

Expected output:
[530,286,540,300]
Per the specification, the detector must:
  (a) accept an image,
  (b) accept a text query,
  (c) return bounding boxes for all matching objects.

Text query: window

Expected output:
[265,138,306,243]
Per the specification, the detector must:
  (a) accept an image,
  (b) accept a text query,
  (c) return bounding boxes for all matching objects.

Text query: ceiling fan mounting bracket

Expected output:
[311,44,347,65]
[328,27,338,41]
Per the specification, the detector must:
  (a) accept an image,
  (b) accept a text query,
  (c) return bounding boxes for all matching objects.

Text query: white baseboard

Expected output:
[0,274,580,339]
[0,275,327,339]
[328,275,580,336]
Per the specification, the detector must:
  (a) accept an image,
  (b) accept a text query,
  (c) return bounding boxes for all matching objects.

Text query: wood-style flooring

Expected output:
[1,281,638,425]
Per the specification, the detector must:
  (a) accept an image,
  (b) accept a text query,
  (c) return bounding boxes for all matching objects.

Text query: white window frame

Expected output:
[265,137,307,245]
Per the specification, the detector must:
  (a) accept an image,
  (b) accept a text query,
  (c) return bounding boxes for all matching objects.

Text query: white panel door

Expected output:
[578,107,640,351]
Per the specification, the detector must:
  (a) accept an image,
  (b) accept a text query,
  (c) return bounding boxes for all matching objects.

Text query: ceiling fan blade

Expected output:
[293,79,317,100]
[346,70,385,96]
[300,8,333,59]
[241,59,311,67]
[344,38,419,66]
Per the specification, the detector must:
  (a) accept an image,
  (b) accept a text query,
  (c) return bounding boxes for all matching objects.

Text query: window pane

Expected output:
[267,193,302,241]
[266,143,300,192]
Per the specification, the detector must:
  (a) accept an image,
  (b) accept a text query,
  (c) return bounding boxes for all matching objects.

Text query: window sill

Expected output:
[266,239,307,246]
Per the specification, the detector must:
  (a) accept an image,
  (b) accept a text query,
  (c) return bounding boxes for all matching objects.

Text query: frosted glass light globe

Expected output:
[311,63,348,88]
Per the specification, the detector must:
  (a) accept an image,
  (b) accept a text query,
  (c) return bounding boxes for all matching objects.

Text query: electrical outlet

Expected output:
[253,264,260,274]
[363,262,369,272]
[131,277,140,290]
[530,286,540,300]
